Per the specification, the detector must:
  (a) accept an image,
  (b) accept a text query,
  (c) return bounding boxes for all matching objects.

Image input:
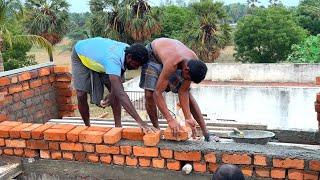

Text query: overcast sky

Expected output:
[67,0,300,13]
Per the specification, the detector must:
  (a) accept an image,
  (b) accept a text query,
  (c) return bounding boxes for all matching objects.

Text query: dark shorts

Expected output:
[139,43,184,93]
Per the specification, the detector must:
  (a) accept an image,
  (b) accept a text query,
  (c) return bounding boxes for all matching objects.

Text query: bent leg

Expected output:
[145,90,159,129]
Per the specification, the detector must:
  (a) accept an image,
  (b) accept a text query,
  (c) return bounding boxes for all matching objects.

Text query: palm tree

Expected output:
[24,0,70,45]
[247,0,260,7]
[0,0,52,72]
[181,0,231,62]
[89,0,161,43]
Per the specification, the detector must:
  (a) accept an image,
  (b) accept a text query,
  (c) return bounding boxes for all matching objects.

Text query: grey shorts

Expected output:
[139,43,184,93]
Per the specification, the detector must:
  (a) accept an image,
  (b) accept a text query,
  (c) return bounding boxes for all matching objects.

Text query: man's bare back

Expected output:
[151,38,198,66]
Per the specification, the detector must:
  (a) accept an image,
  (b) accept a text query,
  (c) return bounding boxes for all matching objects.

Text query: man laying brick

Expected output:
[71,37,157,133]
[139,38,219,142]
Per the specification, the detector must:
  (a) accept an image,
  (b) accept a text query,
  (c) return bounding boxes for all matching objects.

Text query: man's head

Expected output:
[124,43,149,70]
[182,59,207,83]
[212,164,245,180]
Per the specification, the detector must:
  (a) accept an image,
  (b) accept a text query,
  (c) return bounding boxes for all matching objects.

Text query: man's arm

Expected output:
[153,65,181,136]
[178,81,197,137]
[109,75,156,133]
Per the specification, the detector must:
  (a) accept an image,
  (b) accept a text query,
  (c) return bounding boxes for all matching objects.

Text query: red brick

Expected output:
[54,66,70,73]
[54,82,71,89]
[24,149,39,158]
[0,114,6,122]
[18,72,31,81]
[67,126,87,142]
[104,127,122,144]
[143,131,161,147]
[101,155,112,164]
[63,152,74,160]
[4,148,14,155]
[14,148,24,157]
[0,125,15,138]
[44,128,69,141]
[49,74,55,82]
[241,166,253,177]
[60,142,83,151]
[8,84,23,94]
[208,163,219,172]
[122,128,144,140]
[204,152,216,163]
[41,77,49,84]
[74,152,86,162]
[273,158,304,169]
[174,151,201,162]
[163,126,191,141]
[160,149,173,159]
[40,150,50,159]
[83,144,95,152]
[51,124,76,130]
[126,156,138,166]
[31,124,53,139]
[193,162,207,173]
[152,158,165,169]
[222,154,252,165]
[255,167,270,177]
[29,79,42,88]
[0,77,10,86]
[39,68,51,76]
[57,89,73,97]
[316,77,320,85]
[254,154,267,166]
[288,169,304,180]
[303,171,319,180]
[87,153,99,163]
[120,146,132,155]
[59,104,78,111]
[309,160,320,171]
[27,140,48,149]
[11,76,18,83]
[167,160,181,171]
[0,138,5,146]
[57,97,72,104]
[0,121,22,127]
[5,139,26,148]
[49,142,59,150]
[79,130,105,144]
[20,124,42,139]
[21,82,29,90]
[9,123,32,138]
[133,146,158,157]
[51,151,62,160]
[139,157,151,167]
[96,145,119,154]
[113,155,125,165]
[56,74,72,82]
[271,168,286,179]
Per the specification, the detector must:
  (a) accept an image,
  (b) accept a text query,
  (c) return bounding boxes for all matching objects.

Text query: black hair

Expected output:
[124,43,149,64]
[187,60,208,84]
[212,164,245,180]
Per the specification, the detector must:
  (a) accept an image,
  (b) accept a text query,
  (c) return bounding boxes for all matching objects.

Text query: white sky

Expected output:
[67,0,300,13]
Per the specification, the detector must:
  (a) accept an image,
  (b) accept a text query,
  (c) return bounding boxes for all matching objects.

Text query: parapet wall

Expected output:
[205,63,320,83]
[0,121,319,179]
[0,63,76,123]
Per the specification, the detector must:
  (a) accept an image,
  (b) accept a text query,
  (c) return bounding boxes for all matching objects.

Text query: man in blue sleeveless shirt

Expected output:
[72,37,156,133]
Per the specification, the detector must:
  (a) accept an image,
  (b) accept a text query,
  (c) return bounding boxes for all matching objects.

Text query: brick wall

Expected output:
[0,63,76,123]
[0,121,319,180]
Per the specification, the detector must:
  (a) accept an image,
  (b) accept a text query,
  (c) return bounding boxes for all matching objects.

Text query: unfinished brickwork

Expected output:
[0,121,319,180]
[0,64,76,123]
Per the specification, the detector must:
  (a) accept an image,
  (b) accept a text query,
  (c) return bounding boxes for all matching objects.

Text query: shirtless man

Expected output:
[139,38,219,141]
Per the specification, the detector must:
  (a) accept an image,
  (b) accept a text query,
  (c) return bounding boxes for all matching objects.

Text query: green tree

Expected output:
[180,0,231,62]
[234,7,307,63]
[159,5,195,39]
[24,0,70,45]
[89,0,161,43]
[296,0,320,35]
[225,3,248,23]
[68,12,90,41]
[0,0,52,71]
[287,35,320,63]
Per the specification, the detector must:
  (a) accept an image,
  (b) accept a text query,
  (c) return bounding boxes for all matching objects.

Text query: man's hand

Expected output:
[168,118,182,137]
[186,118,197,139]
[140,123,158,134]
